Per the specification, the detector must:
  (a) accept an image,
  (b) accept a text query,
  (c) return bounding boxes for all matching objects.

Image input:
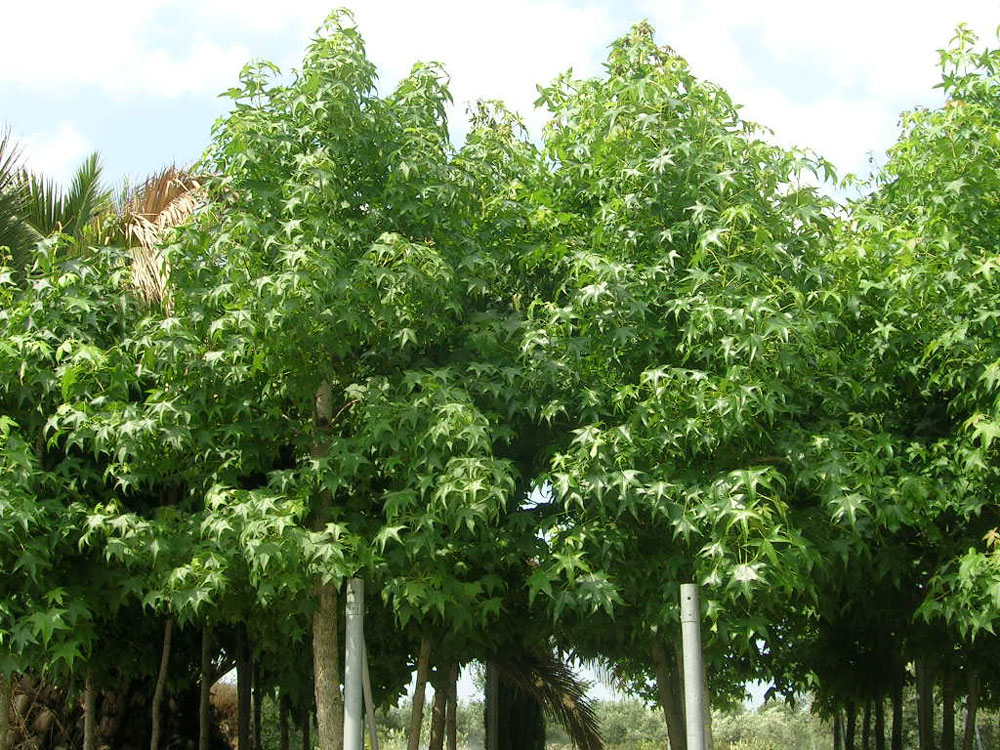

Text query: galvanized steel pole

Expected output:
[343,578,365,750]
[680,583,706,750]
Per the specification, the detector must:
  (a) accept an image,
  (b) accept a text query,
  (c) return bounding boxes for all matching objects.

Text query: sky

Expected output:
[3,1,1000,190]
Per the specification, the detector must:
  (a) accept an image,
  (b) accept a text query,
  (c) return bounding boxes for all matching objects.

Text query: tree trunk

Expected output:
[302,712,311,750]
[485,663,499,750]
[863,701,872,750]
[428,677,447,750]
[834,711,842,750]
[446,663,458,750]
[311,382,343,750]
[962,669,980,750]
[200,626,213,750]
[652,641,686,750]
[279,693,290,750]
[253,661,263,750]
[1,673,12,750]
[875,696,885,750]
[943,666,955,750]
[891,681,903,750]
[238,628,252,750]
[407,635,432,750]
[917,661,935,750]
[150,618,174,750]
[83,669,97,750]
[846,702,857,750]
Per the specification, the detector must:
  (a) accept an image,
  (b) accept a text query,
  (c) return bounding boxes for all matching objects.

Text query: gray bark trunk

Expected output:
[1,673,12,750]
[962,669,980,750]
[918,661,935,750]
[407,635,432,750]
[943,666,955,750]
[200,626,213,750]
[446,663,458,750]
[238,628,252,750]
[279,693,290,750]
[313,582,343,750]
[652,640,685,750]
[83,669,97,750]
[428,677,447,750]
[150,618,174,750]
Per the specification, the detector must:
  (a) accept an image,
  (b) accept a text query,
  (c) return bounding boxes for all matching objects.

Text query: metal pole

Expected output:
[680,583,706,750]
[343,578,364,750]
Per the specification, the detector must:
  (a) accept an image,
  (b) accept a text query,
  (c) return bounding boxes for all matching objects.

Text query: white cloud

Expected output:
[18,123,92,186]
[0,0,250,98]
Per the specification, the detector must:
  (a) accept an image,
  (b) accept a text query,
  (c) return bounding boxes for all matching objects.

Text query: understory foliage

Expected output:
[4,9,1000,750]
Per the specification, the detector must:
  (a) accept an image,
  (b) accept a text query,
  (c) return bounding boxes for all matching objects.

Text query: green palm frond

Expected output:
[0,128,34,271]
[21,151,111,243]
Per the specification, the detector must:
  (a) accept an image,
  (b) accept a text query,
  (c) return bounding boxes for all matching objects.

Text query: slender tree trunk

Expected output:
[846,702,857,750]
[253,661,263,750]
[407,636,432,750]
[918,661,935,750]
[485,663,499,750]
[200,626,213,750]
[834,711,842,750]
[313,582,343,750]
[150,618,174,750]
[279,693,290,750]
[446,663,458,750]
[891,681,903,750]
[0,673,9,750]
[875,696,885,750]
[962,669,980,750]
[652,641,686,750]
[863,701,872,750]
[943,666,956,750]
[311,382,343,750]
[302,712,311,750]
[238,628,252,750]
[83,668,97,750]
[428,676,447,750]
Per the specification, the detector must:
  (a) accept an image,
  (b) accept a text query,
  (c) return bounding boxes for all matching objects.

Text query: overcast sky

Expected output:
[3,1,999,189]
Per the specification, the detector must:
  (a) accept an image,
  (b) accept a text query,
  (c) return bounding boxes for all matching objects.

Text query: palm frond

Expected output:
[494,650,604,750]
[0,128,34,271]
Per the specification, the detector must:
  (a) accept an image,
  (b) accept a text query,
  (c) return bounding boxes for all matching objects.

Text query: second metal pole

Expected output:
[343,578,365,750]
[680,583,706,750]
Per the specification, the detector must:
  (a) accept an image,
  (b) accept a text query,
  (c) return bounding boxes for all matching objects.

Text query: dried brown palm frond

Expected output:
[116,165,205,306]
[493,649,604,750]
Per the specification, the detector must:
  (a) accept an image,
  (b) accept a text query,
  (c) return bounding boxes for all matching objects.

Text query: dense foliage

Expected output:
[3,10,1000,750]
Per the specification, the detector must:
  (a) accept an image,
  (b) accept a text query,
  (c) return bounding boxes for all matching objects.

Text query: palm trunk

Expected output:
[652,641,685,750]
[279,693,290,750]
[83,669,97,750]
[845,702,857,750]
[200,626,213,750]
[446,663,458,750]
[875,697,885,750]
[238,628,252,750]
[891,681,903,750]
[963,669,980,750]
[150,618,174,750]
[0,673,9,750]
[407,636,432,750]
[428,677,447,750]
[943,666,955,750]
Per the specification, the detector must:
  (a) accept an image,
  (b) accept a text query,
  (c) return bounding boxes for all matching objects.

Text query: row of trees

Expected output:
[3,11,1000,750]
